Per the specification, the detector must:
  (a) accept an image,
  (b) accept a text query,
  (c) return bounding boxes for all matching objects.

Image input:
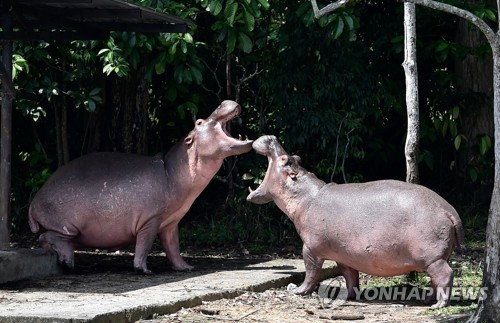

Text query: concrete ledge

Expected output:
[0,258,339,323]
[0,248,62,284]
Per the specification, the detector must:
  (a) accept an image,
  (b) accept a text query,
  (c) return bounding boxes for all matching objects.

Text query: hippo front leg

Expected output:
[288,245,324,295]
[159,224,194,271]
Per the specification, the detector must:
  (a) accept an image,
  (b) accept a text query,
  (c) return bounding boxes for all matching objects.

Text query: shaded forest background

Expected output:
[8,0,495,249]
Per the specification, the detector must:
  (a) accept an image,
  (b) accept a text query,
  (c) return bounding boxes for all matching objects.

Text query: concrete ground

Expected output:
[0,248,62,284]
[0,250,339,323]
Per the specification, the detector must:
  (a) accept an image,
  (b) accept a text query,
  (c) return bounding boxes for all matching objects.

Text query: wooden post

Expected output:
[0,8,13,250]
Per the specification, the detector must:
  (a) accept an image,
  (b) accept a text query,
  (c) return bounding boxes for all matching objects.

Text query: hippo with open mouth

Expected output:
[247,135,463,308]
[29,100,253,273]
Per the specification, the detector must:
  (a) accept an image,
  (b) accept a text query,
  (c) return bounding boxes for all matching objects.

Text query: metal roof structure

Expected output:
[0,0,189,249]
[0,0,188,40]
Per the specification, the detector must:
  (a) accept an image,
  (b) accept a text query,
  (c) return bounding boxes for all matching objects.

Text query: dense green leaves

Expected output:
[7,0,495,239]
[198,0,269,53]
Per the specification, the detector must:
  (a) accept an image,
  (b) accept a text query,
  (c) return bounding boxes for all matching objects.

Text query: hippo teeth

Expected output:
[248,186,254,193]
[239,134,243,140]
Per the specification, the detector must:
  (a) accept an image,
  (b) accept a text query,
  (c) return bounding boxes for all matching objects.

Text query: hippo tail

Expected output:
[448,210,464,254]
[28,204,40,233]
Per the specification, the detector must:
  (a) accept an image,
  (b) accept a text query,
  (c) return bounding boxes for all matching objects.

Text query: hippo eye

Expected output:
[195,120,203,126]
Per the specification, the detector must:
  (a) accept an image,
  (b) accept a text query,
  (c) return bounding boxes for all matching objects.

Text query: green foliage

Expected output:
[99,37,130,77]
[7,0,494,248]
[260,1,400,181]
[180,190,295,248]
[197,0,269,54]
[11,144,53,231]
[12,53,28,79]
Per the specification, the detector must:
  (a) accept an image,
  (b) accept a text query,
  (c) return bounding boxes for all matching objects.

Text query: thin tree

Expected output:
[403,2,420,184]
[310,0,420,184]
[311,0,500,320]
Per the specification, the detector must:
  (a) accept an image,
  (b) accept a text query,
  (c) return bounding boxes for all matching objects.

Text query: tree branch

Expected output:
[310,0,353,19]
[400,0,497,46]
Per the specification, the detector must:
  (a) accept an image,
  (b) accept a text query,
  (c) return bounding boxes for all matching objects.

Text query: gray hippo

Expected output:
[29,100,252,273]
[246,135,463,308]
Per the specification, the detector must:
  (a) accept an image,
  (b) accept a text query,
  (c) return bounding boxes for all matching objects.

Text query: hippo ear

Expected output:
[292,155,301,164]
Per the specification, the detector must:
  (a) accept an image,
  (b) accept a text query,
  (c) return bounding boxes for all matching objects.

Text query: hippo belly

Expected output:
[29,152,167,250]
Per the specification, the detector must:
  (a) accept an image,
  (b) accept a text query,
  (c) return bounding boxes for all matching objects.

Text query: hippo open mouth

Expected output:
[247,135,288,204]
[211,100,253,148]
[220,107,244,139]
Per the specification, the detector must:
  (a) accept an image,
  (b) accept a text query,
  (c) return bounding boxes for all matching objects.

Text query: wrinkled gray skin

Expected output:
[29,100,253,274]
[247,135,464,308]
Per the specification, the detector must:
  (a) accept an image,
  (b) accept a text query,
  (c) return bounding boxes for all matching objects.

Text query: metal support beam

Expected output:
[0,8,13,250]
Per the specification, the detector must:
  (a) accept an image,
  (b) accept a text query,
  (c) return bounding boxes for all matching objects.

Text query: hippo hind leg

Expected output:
[39,231,75,269]
[425,259,453,308]
[337,262,360,300]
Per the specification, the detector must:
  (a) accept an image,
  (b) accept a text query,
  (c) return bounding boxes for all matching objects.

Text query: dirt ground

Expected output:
[143,247,476,323]
[137,279,473,323]
[140,289,463,322]
[9,232,477,323]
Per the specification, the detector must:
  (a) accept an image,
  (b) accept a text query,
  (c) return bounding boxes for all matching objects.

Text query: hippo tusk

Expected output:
[248,186,254,193]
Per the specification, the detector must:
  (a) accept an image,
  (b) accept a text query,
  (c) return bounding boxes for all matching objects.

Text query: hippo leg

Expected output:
[425,259,453,308]
[39,231,75,269]
[290,245,324,295]
[133,228,158,275]
[159,223,194,271]
[337,262,360,300]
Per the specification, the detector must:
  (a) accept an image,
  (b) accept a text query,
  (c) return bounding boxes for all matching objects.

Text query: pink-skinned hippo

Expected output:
[246,135,464,308]
[29,100,252,274]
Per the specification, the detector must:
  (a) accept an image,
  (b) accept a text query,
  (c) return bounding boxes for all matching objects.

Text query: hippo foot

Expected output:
[134,265,154,275]
[424,295,448,308]
[58,256,75,270]
[49,249,74,269]
[431,300,447,309]
[135,268,154,275]
[171,263,194,272]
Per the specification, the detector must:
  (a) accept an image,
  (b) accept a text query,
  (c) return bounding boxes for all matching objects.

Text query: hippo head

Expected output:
[247,135,303,204]
[184,100,253,159]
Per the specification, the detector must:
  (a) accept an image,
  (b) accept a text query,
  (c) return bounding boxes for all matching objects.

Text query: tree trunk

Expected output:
[107,65,150,154]
[135,63,149,155]
[225,51,235,197]
[455,15,494,140]
[0,27,13,250]
[122,73,135,153]
[54,103,63,167]
[403,2,420,184]
[61,82,69,164]
[454,11,494,198]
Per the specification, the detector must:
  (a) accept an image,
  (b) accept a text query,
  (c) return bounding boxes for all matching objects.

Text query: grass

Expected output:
[357,245,484,319]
